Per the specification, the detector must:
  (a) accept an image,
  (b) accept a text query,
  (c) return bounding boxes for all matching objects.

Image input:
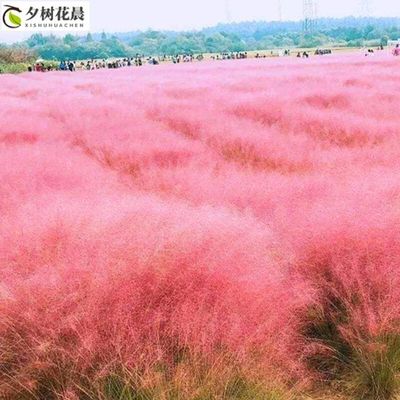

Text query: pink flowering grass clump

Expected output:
[2,54,400,399]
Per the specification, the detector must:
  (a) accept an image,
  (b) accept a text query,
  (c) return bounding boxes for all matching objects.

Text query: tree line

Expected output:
[1,17,400,62]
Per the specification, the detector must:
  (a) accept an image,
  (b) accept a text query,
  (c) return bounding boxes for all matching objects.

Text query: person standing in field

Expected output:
[393,44,400,56]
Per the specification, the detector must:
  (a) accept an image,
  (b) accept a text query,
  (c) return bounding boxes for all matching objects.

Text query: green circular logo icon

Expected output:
[3,5,22,29]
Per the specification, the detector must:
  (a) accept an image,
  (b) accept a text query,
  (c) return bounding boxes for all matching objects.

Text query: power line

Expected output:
[225,0,232,23]
[277,0,283,22]
[359,0,372,17]
[303,0,318,32]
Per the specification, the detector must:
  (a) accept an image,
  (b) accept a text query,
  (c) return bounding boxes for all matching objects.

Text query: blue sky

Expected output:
[1,0,400,43]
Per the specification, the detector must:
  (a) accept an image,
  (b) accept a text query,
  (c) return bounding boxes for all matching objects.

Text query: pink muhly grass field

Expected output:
[2,54,400,399]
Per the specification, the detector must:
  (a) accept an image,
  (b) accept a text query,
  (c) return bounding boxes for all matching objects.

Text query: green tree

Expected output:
[63,34,77,45]
[381,35,389,46]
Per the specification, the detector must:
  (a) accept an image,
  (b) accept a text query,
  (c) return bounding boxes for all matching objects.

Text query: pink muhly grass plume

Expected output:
[1,54,400,398]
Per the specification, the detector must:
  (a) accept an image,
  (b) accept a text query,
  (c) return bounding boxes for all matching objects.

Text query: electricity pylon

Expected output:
[359,0,372,17]
[303,0,318,32]
[278,0,283,21]
[225,0,232,23]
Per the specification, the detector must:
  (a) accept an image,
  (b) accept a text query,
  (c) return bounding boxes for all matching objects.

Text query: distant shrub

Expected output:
[0,62,30,74]
[0,47,38,74]
[0,47,36,64]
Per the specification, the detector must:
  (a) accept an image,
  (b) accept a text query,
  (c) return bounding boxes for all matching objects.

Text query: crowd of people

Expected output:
[22,49,326,72]
[27,54,207,72]
[363,44,388,57]
[24,44,400,74]
[28,56,150,72]
[315,49,333,55]
[211,52,248,60]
